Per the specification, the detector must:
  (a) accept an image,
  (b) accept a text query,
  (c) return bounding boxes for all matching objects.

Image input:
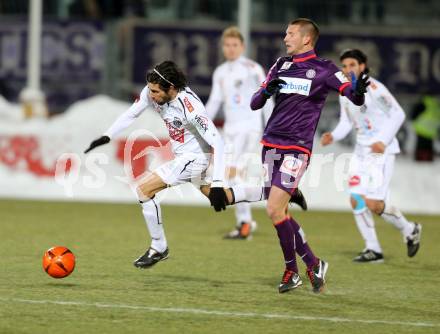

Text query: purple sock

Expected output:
[274,218,298,272]
[289,217,318,269]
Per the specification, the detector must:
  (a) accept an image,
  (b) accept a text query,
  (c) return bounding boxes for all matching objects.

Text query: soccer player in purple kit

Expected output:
[249,18,370,293]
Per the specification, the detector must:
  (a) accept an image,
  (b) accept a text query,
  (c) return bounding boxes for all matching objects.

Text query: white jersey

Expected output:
[104,86,225,182]
[205,56,273,133]
[332,77,405,155]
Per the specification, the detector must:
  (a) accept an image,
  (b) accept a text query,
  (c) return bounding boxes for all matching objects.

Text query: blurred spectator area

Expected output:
[0,0,439,25]
[0,0,439,149]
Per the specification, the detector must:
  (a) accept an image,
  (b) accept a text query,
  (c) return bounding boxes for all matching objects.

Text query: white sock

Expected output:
[231,185,265,203]
[141,198,167,252]
[353,207,382,253]
[381,203,415,239]
[235,202,252,227]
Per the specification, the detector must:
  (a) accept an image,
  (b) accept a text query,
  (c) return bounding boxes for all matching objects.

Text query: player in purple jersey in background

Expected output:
[248,18,369,293]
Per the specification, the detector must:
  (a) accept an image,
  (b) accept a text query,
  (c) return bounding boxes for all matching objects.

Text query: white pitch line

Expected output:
[0,297,438,328]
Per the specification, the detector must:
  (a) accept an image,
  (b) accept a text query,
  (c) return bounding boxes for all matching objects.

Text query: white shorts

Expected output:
[154,153,210,187]
[224,129,261,169]
[348,153,395,200]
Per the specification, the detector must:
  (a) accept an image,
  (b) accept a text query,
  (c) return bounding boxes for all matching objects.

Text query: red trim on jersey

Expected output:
[274,216,290,226]
[261,140,311,156]
[339,82,351,94]
[292,54,317,62]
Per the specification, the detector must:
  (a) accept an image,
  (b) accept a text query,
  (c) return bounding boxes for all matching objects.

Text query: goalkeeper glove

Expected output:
[208,181,228,212]
[263,78,286,97]
[84,135,110,153]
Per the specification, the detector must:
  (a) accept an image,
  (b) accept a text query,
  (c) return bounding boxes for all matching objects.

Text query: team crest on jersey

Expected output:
[173,117,183,128]
[165,120,185,143]
[194,114,208,133]
[184,97,194,112]
[280,61,293,70]
[306,69,316,78]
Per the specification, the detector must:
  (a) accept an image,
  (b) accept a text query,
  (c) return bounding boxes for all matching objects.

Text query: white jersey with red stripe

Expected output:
[205,56,272,133]
[332,77,405,155]
[104,86,225,181]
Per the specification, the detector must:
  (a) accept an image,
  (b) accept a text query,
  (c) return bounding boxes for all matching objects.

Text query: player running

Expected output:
[84,61,231,268]
[244,18,370,293]
[320,49,422,262]
[206,26,307,240]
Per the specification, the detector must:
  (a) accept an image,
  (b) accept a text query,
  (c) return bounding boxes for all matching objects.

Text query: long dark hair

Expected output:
[146,61,187,92]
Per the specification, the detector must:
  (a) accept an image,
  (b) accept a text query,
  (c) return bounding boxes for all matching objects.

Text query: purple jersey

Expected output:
[251,50,363,154]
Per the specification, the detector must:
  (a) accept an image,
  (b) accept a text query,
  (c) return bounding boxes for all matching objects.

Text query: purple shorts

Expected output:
[261,146,309,199]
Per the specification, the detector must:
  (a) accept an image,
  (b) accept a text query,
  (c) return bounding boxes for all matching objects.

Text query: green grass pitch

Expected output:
[0,199,439,333]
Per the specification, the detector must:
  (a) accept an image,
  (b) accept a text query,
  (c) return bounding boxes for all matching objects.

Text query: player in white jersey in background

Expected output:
[206,26,307,240]
[321,49,422,262]
[84,61,232,268]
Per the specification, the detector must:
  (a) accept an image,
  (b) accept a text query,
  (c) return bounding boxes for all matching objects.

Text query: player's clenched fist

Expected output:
[84,135,110,153]
[263,78,287,97]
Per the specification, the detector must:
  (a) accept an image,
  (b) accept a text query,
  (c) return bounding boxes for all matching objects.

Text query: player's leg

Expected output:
[223,131,258,239]
[366,198,421,257]
[133,172,168,268]
[266,186,302,292]
[200,182,265,205]
[134,154,209,268]
[348,154,383,262]
[365,154,422,257]
[223,165,257,239]
[264,147,327,293]
[350,193,383,262]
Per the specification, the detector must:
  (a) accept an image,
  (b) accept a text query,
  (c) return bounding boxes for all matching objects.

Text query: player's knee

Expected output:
[350,193,366,211]
[266,203,285,223]
[136,185,154,202]
[350,196,357,209]
[366,199,384,215]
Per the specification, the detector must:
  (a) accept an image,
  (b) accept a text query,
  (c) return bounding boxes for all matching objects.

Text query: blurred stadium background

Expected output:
[0,1,439,333]
[0,0,439,211]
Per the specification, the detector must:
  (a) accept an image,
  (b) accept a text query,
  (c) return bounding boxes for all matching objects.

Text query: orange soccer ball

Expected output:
[42,246,76,279]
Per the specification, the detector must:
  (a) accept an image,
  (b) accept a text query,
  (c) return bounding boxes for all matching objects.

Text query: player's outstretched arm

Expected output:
[84,87,150,153]
[187,105,228,212]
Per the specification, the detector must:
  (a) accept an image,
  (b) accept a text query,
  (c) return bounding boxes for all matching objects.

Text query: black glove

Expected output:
[84,135,110,153]
[354,72,370,96]
[208,182,228,212]
[263,78,286,97]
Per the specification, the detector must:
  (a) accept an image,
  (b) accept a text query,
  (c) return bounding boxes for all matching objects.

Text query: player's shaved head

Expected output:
[289,18,320,46]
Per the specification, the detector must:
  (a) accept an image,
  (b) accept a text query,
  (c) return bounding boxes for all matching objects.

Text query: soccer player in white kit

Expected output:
[84,61,231,268]
[206,26,307,240]
[321,49,422,262]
